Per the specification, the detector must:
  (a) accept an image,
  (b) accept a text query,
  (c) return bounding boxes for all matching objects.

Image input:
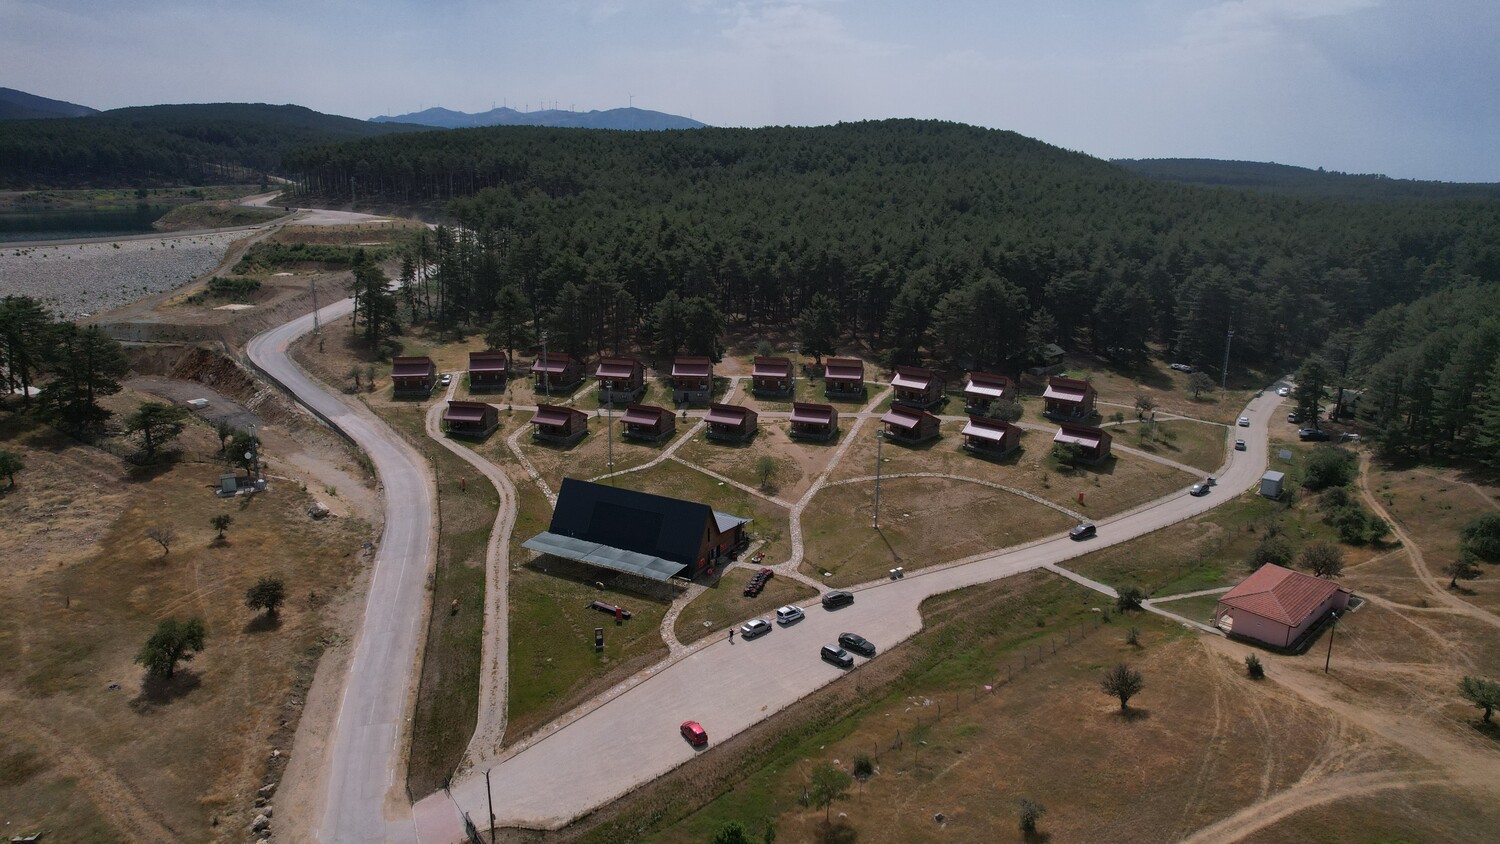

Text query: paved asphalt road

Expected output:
[246,298,435,843]
[418,388,1286,836]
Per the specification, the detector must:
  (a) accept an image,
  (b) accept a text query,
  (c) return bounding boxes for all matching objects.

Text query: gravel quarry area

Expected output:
[0,231,246,318]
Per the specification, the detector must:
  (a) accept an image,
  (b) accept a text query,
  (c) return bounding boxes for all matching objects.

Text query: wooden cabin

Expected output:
[963,371,1016,416]
[391,356,437,398]
[530,403,589,446]
[532,352,583,393]
[789,402,839,442]
[751,356,793,397]
[595,356,646,406]
[442,400,499,438]
[891,365,946,409]
[671,356,714,405]
[1042,375,1096,421]
[1052,422,1112,464]
[468,350,510,393]
[705,403,758,443]
[881,404,941,445]
[619,403,676,442]
[961,415,1020,458]
[823,357,866,399]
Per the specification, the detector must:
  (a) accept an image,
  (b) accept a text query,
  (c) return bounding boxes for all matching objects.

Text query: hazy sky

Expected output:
[4,0,1497,181]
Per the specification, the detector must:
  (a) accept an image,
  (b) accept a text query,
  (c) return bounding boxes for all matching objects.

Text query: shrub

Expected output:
[853,755,874,779]
[1302,445,1356,490]
[1116,584,1146,611]
[1245,654,1265,679]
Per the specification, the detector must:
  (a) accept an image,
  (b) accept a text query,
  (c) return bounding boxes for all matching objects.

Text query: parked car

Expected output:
[1238,416,1251,427]
[1235,438,1247,451]
[821,590,854,610]
[820,644,855,668]
[680,720,708,747]
[838,632,877,657]
[1299,428,1330,441]
[1339,432,1361,443]
[775,605,805,626]
[1277,387,1291,397]
[740,618,772,639]
[440,373,453,386]
[1190,483,1210,497]
[1170,363,1196,372]
[1070,522,1097,540]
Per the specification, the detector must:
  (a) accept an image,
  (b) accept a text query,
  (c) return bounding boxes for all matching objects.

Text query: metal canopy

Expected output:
[522,532,687,581]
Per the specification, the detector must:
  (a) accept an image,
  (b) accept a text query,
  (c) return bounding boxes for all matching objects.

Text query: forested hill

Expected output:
[286,119,1500,379]
[1116,158,1500,201]
[0,87,98,120]
[371,105,705,130]
[0,103,435,188]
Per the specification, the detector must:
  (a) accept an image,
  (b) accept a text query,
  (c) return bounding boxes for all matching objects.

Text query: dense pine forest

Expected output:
[286,120,1500,407]
[1115,158,1500,201]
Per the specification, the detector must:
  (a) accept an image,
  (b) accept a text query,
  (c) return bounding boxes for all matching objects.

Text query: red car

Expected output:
[680,720,708,747]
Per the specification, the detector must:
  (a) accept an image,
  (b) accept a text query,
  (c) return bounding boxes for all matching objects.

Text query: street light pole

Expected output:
[1221,326,1234,392]
[873,430,884,529]
[1324,610,1339,673]
[484,767,496,843]
[541,330,550,396]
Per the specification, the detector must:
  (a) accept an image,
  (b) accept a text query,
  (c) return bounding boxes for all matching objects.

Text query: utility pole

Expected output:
[1324,610,1339,673]
[605,400,614,471]
[873,430,884,529]
[1221,326,1234,391]
[484,768,496,843]
[310,279,321,335]
[541,330,550,396]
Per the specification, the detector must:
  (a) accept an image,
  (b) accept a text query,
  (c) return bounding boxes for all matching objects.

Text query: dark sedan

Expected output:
[837,632,876,657]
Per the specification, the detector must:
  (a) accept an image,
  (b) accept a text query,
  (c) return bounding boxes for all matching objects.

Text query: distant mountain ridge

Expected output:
[1115,157,1500,201]
[371,105,705,131]
[0,87,98,120]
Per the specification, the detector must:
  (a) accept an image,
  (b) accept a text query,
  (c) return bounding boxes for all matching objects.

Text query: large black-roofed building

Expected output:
[522,478,751,582]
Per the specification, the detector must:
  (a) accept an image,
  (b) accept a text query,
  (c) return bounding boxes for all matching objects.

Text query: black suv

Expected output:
[838,632,876,657]
[820,644,854,668]
[821,590,854,610]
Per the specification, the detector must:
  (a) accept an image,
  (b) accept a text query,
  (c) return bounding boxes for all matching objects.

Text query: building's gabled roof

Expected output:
[1040,343,1066,360]
[964,371,1013,398]
[752,356,792,378]
[705,403,755,426]
[1043,375,1093,402]
[468,351,509,372]
[672,356,713,378]
[892,365,940,391]
[531,404,585,427]
[391,356,435,377]
[824,357,865,381]
[1053,422,1109,449]
[790,402,837,425]
[443,401,492,422]
[595,356,643,380]
[1218,563,1344,626]
[532,352,577,374]
[521,533,686,581]
[620,404,671,426]
[881,404,935,430]
[713,511,752,533]
[543,477,746,571]
[962,415,1015,443]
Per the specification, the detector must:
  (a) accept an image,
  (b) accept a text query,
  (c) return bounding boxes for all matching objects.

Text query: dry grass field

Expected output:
[1114,417,1229,473]
[0,397,372,841]
[675,420,841,502]
[1367,464,1500,613]
[673,567,819,646]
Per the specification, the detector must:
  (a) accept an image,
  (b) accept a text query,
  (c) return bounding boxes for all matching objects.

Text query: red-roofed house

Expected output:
[789,402,839,442]
[442,400,499,438]
[751,356,793,397]
[1042,376,1096,421]
[595,356,646,405]
[963,371,1016,417]
[672,356,714,405]
[468,351,510,392]
[530,404,589,446]
[532,352,583,394]
[823,357,866,399]
[891,366,946,409]
[619,404,676,442]
[705,403,758,442]
[1052,423,1112,464]
[961,415,1021,458]
[1214,563,1352,649]
[391,356,437,398]
[881,405,941,445]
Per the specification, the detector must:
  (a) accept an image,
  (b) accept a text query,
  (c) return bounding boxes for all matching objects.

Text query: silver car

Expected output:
[775,605,804,626]
[740,618,772,639]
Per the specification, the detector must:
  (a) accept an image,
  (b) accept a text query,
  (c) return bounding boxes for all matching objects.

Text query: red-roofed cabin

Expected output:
[891,366,946,409]
[963,371,1016,416]
[672,356,714,405]
[961,415,1021,458]
[705,403,758,443]
[468,351,510,392]
[391,356,437,398]
[751,356,793,397]
[530,404,588,446]
[1052,422,1112,464]
[1214,563,1353,650]
[532,352,583,393]
[1042,376,1096,421]
[442,400,499,438]
[823,357,866,399]
[595,356,646,405]
[619,403,676,442]
[881,405,940,445]
[789,402,839,442]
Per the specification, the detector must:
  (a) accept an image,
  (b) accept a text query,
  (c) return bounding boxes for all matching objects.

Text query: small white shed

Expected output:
[1260,470,1286,499]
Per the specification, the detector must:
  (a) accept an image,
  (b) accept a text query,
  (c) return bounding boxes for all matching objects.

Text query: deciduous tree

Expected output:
[1187,371,1216,399]
[1459,676,1500,723]
[807,761,852,825]
[1299,541,1344,578]
[245,576,286,617]
[136,617,206,679]
[1460,514,1500,563]
[210,513,233,540]
[145,525,177,556]
[1100,663,1144,711]
[0,449,22,488]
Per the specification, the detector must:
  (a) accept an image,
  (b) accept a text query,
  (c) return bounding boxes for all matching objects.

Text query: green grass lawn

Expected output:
[1120,418,1228,473]
[673,568,818,645]
[1153,592,1225,625]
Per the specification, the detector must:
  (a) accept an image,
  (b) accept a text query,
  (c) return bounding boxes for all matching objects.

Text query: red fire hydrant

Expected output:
[1078,491,1085,505]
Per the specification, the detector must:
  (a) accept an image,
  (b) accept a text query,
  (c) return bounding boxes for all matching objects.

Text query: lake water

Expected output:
[0,204,176,243]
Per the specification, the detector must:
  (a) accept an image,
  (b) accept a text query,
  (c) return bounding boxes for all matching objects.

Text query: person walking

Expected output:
[728,627,735,644]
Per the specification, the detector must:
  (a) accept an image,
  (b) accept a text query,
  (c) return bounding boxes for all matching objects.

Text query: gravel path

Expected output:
[0,231,247,317]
